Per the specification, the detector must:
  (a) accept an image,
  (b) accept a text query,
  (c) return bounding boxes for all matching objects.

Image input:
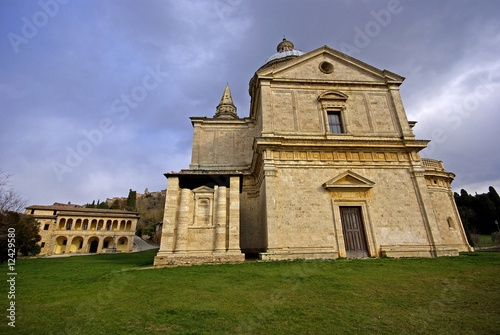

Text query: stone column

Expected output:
[214,186,227,253]
[64,237,72,254]
[388,84,413,138]
[260,80,272,134]
[81,237,89,254]
[174,188,192,253]
[96,238,104,254]
[264,164,280,252]
[159,177,180,254]
[410,166,443,255]
[228,176,241,253]
[189,124,201,169]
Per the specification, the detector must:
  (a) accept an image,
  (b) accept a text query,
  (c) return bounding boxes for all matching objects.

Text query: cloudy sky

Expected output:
[1,0,499,206]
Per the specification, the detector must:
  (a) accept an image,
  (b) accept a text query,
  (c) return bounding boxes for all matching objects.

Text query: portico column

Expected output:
[214,186,227,252]
[174,188,192,253]
[81,237,89,253]
[264,164,280,252]
[410,166,443,255]
[159,176,180,254]
[64,237,72,254]
[96,238,104,254]
[228,176,241,253]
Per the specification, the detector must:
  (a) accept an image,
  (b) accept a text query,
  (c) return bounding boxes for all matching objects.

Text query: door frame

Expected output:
[340,206,369,257]
[331,199,376,258]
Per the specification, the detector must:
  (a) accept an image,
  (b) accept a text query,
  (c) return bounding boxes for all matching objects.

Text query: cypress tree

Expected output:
[126,189,137,211]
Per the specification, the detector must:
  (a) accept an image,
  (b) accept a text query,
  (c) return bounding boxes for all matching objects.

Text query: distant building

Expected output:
[26,204,139,255]
[154,38,472,265]
[106,189,166,206]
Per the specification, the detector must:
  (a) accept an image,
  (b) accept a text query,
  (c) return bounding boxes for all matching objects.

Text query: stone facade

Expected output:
[154,39,472,265]
[26,204,139,256]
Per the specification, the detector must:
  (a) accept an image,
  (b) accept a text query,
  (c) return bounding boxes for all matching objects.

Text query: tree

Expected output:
[0,211,41,263]
[455,187,500,236]
[0,170,28,214]
[85,200,96,208]
[110,199,121,209]
[488,186,500,230]
[472,194,496,234]
[96,200,109,209]
[126,189,137,211]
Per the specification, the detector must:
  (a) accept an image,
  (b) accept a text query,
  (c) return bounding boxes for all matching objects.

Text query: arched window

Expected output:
[447,217,454,229]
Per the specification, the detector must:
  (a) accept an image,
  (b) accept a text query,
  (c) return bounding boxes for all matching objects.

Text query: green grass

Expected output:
[1,251,499,335]
[473,234,499,248]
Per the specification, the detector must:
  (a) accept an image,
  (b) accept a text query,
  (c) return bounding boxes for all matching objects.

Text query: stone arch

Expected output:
[74,219,82,230]
[119,220,126,230]
[97,219,104,231]
[317,90,349,102]
[54,236,67,254]
[102,237,115,252]
[66,218,73,230]
[116,237,128,252]
[90,219,97,230]
[112,220,119,231]
[82,219,89,230]
[447,217,455,229]
[87,237,99,253]
[126,220,132,231]
[69,236,84,253]
[106,219,112,231]
[58,218,66,230]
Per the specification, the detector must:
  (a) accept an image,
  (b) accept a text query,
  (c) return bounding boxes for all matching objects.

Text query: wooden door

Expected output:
[340,207,369,258]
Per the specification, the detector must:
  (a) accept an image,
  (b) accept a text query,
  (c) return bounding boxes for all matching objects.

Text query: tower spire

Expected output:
[215,84,237,118]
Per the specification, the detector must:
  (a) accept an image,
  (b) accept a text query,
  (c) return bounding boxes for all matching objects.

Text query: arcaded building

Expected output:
[27,204,139,255]
[154,39,472,265]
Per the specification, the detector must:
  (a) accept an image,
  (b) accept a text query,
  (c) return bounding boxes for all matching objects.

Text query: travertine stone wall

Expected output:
[266,86,406,137]
[157,42,472,264]
[27,207,138,256]
[154,177,244,265]
[190,119,255,170]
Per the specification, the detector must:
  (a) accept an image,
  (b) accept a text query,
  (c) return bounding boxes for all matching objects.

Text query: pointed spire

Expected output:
[215,84,238,118]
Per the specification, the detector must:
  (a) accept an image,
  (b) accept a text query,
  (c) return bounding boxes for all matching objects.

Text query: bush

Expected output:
[491,232,500,245]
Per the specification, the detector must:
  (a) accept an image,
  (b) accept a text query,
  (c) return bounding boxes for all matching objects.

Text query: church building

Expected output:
[154,39,472,265]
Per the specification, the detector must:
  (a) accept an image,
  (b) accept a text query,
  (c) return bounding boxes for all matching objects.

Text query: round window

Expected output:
[319,61,334,74]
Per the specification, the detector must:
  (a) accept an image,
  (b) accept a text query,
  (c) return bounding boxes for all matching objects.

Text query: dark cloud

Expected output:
[0,0,499,205]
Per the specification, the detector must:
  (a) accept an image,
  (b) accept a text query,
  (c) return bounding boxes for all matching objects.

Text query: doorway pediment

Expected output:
[192,186,215,193]
[323,170,375,191]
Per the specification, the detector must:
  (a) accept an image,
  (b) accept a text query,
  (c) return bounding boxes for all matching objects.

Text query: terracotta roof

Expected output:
[26,205,139,217]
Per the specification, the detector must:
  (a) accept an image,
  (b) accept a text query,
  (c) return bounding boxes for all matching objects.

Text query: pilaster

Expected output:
[228,176,241,252]
[174,188,192,253]
[214,186,227,252]
[388,84,413,138]
[410,166,443,255]
[159,177,180,253]
[264,164,279,251]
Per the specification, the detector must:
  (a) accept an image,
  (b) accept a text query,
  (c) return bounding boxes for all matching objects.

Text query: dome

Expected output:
[262,38,305,68]
[265,49,306,63]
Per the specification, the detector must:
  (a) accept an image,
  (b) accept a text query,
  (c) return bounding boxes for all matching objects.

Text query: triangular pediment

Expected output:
[192,186,214,193]
[323,171,375,191]
[258,45,404,84]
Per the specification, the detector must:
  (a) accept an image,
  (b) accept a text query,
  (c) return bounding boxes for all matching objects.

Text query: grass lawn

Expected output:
[472,234,499,248]
[1,251,499,335]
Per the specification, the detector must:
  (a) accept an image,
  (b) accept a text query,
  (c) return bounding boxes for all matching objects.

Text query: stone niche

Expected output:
[154,175,244,265]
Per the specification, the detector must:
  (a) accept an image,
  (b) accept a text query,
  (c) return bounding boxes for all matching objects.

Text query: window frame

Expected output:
[327,110,344,134]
